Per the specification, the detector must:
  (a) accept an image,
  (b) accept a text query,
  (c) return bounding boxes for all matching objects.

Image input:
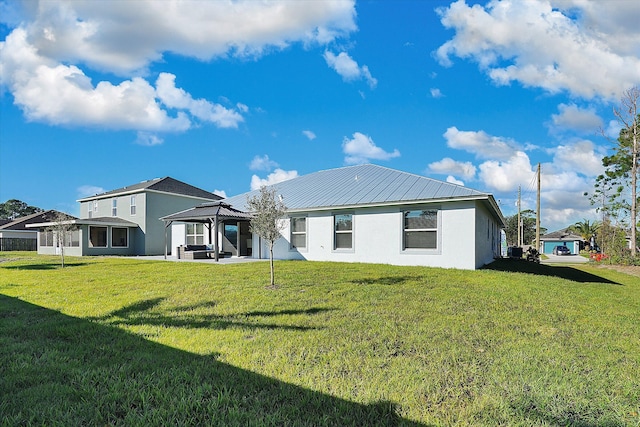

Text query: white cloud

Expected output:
[249,155,279,171]
[250,168,298,190]
[605,119,624,139]
[443,126,521,160]
[428,157,476,180]
[430,88,444,98]
[323,51,378,88]
[12,0,357,74]
[549,103,603,134]
[77,185,105,198]
[478,151,535,192]
[342,132,400,165]
[302,130,317,140]
[213,189,227,198]
[0,0,356,131]
[446,175,465,186]
[552,140,605,177]
[135,132,164,146]
[435,0,640,101]
[236,103,249,113]
[156,73,243,128]
[0,29,193,131]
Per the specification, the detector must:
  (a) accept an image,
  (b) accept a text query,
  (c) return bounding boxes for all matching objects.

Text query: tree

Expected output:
[246,186,287,288]
[569,219,600,250]
[0,199,43,220]
[594,86,639,256]
[503,210,546,247]
[46,212,77,268]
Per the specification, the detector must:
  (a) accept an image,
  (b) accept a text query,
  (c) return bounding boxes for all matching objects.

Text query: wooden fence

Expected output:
[0,238,37,251]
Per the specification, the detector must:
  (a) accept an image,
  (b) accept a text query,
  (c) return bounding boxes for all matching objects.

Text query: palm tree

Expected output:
[570,219,601,249]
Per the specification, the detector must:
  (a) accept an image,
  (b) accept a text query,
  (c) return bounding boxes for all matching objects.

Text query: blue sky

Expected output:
[1,0,639,231]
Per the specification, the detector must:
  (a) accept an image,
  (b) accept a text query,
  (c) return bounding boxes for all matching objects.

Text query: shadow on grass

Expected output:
[0,294,426,426]
[350,276,415,286]
[483,259,620,285]
[91,298,332,331]
[0,262,89,270]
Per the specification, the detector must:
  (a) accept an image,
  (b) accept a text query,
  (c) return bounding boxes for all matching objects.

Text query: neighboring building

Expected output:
[214,164,504,270]
[540,229,582,254]
[0,210,63,251]
[29,177,221,256]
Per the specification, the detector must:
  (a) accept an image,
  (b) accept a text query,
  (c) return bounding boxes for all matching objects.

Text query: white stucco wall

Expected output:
[256,201,486,270]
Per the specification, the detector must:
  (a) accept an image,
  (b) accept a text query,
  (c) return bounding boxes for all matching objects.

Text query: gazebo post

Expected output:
[213,214,219,262]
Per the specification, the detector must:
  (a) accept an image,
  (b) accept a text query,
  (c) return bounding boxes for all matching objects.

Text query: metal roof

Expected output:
[77,177,221,202]
[161,201,253,222]
[223,164,495,212]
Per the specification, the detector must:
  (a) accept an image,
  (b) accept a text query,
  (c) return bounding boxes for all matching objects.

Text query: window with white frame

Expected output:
[40,231,54,247]
[58,229,80,247]
[403,210,438,249]
[93,200,98,213]
[186,223,204,245]
[334,214,353,249]
[89,226,108,248]
[88,203,92,218]
[112,227,128,247]
[112,199,117,217]
[290,217,306,249]
[68,229,80,247]
[130,195,136,216]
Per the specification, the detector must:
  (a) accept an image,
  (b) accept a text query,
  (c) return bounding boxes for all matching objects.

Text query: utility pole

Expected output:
[517,186,522,247]
[536,163,541,251]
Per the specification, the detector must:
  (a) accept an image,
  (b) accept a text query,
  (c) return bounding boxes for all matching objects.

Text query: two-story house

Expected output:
[30,177,220,256]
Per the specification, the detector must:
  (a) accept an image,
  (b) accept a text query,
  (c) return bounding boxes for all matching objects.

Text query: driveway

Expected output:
[542,253,590,264]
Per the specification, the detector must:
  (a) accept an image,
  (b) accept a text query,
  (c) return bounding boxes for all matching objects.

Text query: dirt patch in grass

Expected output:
[595,264,640,278]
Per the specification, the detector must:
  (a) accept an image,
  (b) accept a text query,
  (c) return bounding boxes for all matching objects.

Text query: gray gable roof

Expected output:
[541,229,583,241]
[161,201,253,223]
[77,177,221,202]
[224,164,498,214]
[0,210,67,231]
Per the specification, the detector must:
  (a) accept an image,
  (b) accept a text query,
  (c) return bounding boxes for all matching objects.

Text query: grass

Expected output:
[1,252,639,426]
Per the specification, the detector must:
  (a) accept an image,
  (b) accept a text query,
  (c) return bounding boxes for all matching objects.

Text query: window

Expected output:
[224,224,238,248]
[89,226,107,247]
[112,227,128,247]
[130,195,136,216]
[93,200,98,212]
[290,217,306,249]
[186,223,204,245]
[88,203,92,218]
[404,210,438,249]
[59,229,80,247]
[68,229,80,247]
[40,231,54,247]
[112,199,117,217]
[334,214,352,249]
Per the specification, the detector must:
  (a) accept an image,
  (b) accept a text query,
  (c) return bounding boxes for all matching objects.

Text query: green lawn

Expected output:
[1,253,639,426]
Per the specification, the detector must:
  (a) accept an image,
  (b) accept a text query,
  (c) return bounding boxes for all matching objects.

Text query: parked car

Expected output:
[553,245,571,255]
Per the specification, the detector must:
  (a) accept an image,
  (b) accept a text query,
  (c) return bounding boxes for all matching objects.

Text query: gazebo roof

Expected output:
[161,201,253,223]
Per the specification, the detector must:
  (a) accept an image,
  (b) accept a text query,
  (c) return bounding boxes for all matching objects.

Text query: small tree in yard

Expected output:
[46,212,77,268]
[246,186,287,288]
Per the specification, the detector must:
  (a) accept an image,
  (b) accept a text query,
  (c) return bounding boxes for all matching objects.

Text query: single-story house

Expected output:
[198,164,505,270]
[0,210,65,251]
[540,229,582,254]
[28,177,221,256]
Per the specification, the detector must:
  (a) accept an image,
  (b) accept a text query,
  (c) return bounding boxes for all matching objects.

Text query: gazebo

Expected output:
[161,201,253,261]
